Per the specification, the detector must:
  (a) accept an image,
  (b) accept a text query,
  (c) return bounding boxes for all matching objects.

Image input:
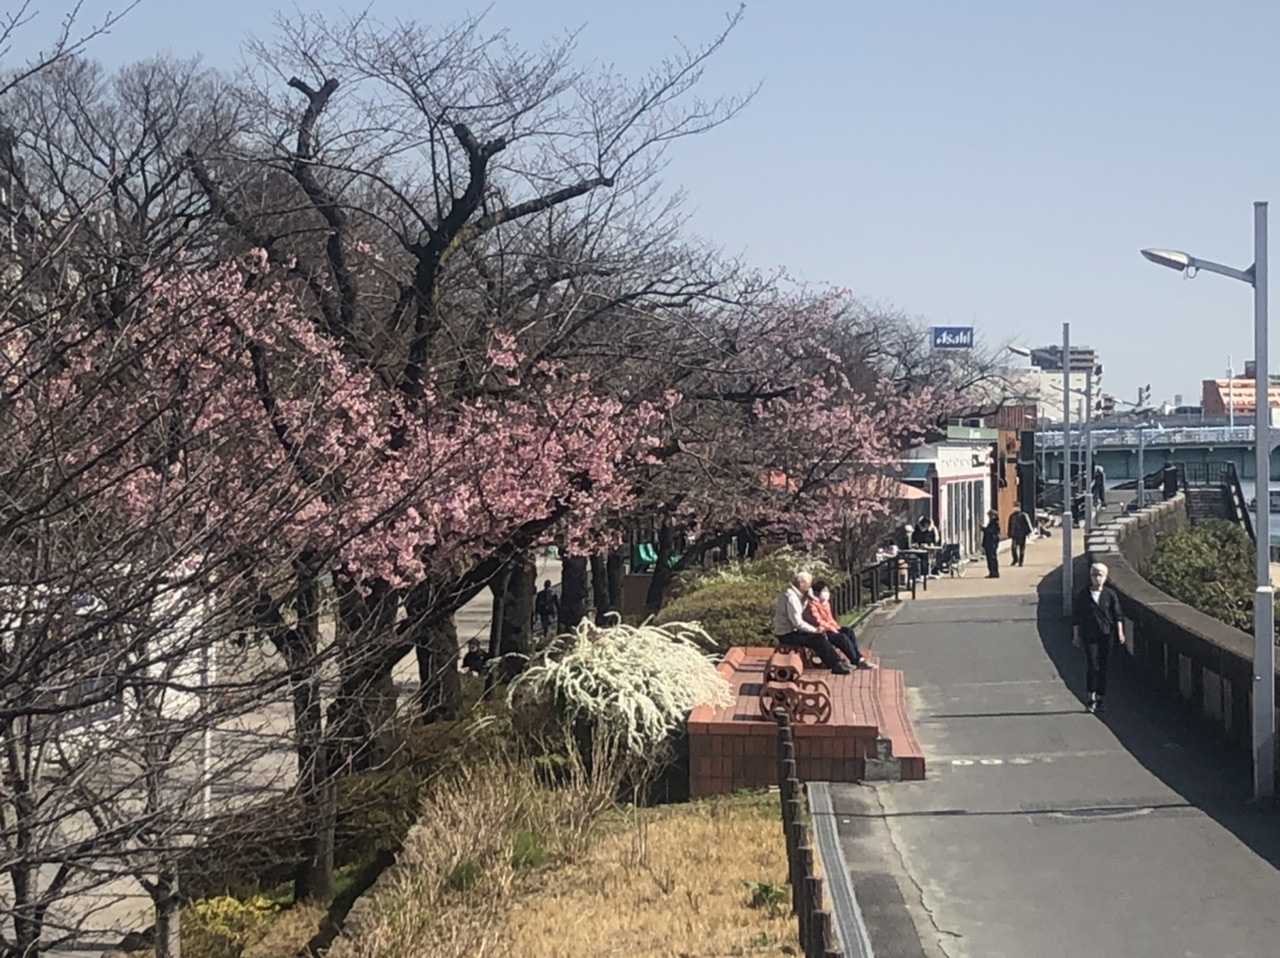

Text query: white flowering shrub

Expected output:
[507,618,734,757]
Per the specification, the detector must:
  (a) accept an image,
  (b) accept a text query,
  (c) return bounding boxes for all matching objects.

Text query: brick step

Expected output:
[687,647,926,795]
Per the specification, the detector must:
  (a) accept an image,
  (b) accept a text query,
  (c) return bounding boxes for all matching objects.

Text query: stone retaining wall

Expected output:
[1084,493,1256,748]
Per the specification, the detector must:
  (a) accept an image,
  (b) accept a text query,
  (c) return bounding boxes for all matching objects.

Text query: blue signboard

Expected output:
[931,326,975,350]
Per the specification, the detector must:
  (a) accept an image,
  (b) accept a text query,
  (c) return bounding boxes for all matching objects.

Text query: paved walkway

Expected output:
[831,533,1280,958]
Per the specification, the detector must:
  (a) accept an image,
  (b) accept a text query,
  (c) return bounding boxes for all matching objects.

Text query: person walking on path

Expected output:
[1092,465,1107,507]
[1006,507,1032,567]
[981,510,1001,578]
[535,580,559,637]
[1072,561,1126,714]
[772,571,850,674]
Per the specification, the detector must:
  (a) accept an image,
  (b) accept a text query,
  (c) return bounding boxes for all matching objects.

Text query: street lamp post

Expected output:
[1061,322,1073,618]
[1141,201,1273,801]
[1085,365,1094,534]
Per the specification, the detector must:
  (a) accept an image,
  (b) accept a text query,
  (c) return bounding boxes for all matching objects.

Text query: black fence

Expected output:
[828,552,927,619]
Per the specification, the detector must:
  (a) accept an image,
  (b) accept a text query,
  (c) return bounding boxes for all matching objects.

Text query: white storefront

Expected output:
[901,441,994,558]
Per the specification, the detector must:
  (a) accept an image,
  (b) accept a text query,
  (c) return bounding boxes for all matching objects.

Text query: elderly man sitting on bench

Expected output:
[772,571,850,675]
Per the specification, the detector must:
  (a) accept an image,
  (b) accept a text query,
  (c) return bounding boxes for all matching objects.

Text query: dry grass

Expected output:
[494,790,798,957]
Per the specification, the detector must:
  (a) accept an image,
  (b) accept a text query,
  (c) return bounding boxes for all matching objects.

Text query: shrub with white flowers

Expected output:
[508,618,734,758]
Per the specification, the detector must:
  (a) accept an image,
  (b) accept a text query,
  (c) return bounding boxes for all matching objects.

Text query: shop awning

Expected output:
[893,482,931,501]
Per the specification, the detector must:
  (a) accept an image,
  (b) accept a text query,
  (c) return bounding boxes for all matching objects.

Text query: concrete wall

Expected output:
[1085,494,1257,750]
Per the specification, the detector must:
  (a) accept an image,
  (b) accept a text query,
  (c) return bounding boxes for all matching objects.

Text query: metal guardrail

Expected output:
[1038,425,1257,448]
[809,782,874,958]
[776,713,863,958]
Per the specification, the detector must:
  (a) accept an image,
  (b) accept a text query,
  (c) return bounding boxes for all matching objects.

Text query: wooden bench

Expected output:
[760,648,832,724]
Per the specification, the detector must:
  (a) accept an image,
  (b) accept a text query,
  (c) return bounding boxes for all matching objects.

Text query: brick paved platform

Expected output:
[687,646,925,796]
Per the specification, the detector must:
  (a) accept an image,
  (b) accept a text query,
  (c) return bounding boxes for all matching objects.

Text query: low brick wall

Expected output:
[1084,494,1255,748]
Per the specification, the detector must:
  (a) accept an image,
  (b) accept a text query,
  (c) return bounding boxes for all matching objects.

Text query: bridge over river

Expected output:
[1038,424,1279,481]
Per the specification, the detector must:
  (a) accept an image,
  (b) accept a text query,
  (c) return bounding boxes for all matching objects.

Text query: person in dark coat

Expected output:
[912,517,940,575]
[461,639,490,675]
[1006,508,1033,567]
[1072,562,1126,714]
[911,517,938,548]
[534,580,559,637]
[981,510,1001,578]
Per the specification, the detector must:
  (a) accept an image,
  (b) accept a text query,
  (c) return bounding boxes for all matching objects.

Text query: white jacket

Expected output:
[772,585,819,637]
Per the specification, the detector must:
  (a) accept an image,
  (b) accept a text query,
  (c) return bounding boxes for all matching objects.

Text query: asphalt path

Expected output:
[831,534,1280,958]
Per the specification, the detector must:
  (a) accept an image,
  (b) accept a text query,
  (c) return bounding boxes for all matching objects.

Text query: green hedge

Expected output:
[654,579,775,648]
[1148,520,1263,634]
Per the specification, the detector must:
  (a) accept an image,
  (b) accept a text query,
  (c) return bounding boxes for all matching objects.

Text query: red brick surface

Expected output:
[687,647,925,795]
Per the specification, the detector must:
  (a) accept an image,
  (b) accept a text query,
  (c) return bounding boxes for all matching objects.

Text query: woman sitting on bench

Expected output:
[805,579,876,671]
[772,572,849,674]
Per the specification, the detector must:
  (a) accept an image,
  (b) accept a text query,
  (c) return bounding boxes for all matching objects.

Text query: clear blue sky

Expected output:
[17,0,1280,405]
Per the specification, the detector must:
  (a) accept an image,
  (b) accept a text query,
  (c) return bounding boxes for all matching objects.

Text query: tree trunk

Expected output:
[10,861,40,958]
[285,569,337,903]
[152,869,182,958]
[645,523,676,612]
[334,580,401,769]
[590,554,611,624]
[487,566,510,659]
[607,550,624,615]
[500,552,536,659]
[560,555,589,629]
[414,613,461,723]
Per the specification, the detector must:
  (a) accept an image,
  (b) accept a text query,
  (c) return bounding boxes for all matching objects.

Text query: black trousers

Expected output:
[1010,537,1026,566]
[1084,637,1111,697]
[776,630,843,670]
[985,549,999,577]
[825,627,862,665]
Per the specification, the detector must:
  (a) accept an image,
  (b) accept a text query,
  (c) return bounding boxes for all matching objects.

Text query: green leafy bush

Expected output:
[654,580,776,648]
[670,546,840,600]
[1148,520,1264,634]
[182,895,279,957]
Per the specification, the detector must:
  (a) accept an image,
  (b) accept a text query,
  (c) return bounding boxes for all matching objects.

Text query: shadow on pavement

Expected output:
[1034,561,1280,869]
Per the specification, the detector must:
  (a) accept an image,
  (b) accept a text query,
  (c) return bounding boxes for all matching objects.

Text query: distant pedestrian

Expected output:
[1006,507,1032,567]
[911,517,938,548]
[982,510,1001,578]
[772,572,849,674]
[461,639,490,675]
[535,580,559,637]
[1092,465,1107,507]
[912,516,940,576]
[1072,562,1126,714]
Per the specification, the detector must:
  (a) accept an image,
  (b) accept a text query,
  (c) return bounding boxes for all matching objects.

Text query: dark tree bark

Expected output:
[607,550,624,616]
[487,566,511,659]
[645,523,676,612]
[590,553,611,624]
[286,569,336,903]
[151,869,181,958]
[414,614,461,723]
[560,555,589,630]
[335,581,400,767]
[500,553,537,671]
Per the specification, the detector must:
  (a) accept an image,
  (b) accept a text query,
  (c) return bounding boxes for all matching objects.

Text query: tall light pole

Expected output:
[1061,323,1073,618]
[1142,201,1273,800]
[1228,355,1235,429]
[1085,364,1094,534]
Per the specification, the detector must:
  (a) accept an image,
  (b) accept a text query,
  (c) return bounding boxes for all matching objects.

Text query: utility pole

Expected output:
[1062,322,1073,618]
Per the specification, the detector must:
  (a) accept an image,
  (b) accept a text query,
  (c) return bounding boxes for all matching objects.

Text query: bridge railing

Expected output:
[1038,425,1256,449]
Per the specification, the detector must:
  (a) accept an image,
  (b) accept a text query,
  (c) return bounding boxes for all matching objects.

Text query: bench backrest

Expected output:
[765,649,805,684]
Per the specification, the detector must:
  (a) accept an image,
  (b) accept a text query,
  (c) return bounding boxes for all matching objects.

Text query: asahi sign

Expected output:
[931,326,975,350]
